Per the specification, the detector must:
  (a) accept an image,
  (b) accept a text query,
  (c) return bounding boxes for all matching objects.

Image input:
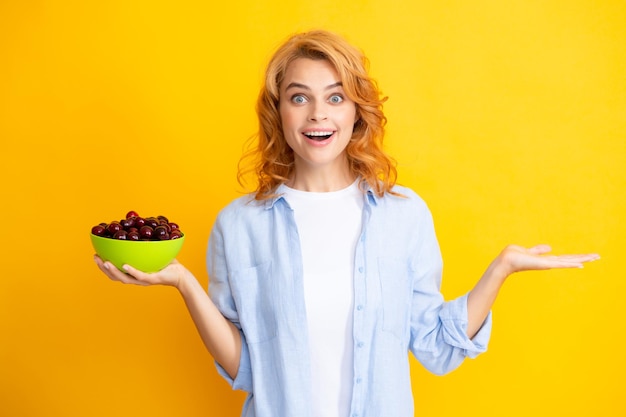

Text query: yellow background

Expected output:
[1,0,624,416]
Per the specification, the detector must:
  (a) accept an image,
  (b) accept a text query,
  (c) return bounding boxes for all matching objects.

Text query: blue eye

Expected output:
[329,94,343,104]
[292,94,307,104]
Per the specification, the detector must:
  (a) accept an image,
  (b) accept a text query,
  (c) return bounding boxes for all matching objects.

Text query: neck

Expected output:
[287,165,356,192]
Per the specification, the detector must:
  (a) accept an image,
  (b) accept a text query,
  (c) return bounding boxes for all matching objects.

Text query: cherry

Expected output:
[91,225,107,236]
[121,218,135,229]
[139,226,154,240]
[126,210,139,219]
[134,217,146,228]
[146,217,159,228]
[159,221,171,233]
[113,230,128,240]
[107,221,122,235]
[154,225,169,240]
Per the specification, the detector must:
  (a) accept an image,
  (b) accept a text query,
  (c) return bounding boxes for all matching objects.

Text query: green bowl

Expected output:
[91,233,185,273]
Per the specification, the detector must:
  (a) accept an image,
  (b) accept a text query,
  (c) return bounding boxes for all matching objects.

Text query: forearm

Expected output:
[466,257,508,339]
[177,271,241,379]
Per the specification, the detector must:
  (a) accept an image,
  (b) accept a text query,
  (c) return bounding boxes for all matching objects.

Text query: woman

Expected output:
[94,30,599,417]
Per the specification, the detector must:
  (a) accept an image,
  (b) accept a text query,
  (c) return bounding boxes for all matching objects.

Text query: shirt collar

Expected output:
[263,183,289,210]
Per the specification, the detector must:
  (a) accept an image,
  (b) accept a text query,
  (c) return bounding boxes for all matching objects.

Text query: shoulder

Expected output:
[215,193,265,225]
[390,183,424,201]
[368,184,436,231]
[381,184,430,212]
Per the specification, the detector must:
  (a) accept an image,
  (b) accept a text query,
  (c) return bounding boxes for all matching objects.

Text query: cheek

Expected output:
[341,107,358,132]
[279,107,297,133]
[279,111,297,148]
[344,103,357,124]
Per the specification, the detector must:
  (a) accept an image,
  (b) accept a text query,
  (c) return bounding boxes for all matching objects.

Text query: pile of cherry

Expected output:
[91,210,182,241]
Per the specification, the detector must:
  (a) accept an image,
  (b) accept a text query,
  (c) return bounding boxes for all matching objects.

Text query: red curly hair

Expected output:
[238,30,398,200]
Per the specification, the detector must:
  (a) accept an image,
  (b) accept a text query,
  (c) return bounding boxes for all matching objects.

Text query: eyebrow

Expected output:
[284,81,343,91]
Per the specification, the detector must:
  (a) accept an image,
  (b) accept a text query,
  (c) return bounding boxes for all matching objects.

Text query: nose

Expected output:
[308,101,328,122]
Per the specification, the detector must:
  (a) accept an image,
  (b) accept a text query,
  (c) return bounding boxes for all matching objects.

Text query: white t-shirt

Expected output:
[283,180,363,417]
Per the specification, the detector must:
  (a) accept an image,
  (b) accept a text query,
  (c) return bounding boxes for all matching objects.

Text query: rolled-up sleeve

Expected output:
[214,330,253,392]
[440,294,491,358]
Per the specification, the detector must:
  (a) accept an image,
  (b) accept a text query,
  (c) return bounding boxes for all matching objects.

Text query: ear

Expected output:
[353,106,361,127]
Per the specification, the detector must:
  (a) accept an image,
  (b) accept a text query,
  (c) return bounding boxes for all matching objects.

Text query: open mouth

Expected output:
[303,131,335,141]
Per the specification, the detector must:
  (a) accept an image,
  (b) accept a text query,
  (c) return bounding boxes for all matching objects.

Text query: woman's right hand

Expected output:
[94,255,189,289]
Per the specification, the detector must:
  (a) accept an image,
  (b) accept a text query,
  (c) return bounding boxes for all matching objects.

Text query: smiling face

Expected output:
[279,58,357,189]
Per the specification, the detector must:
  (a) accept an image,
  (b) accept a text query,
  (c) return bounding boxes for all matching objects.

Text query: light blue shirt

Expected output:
[207,183,492,417]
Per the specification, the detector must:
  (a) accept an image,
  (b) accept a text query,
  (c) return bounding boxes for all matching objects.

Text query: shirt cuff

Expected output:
[215,330,253,392]
[440,293,492,359]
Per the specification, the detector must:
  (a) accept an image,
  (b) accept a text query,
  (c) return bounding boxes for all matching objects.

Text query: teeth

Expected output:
[304,131,334,137]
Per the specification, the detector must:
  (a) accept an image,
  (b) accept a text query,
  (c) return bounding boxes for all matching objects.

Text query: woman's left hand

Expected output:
[497,244,600,276]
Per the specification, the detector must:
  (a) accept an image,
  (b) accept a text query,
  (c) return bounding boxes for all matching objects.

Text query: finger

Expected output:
[120,263,172,286]
[93,255,121,281]
[546,261,585,269]
[120,264,156,284]
[540,254,599,269]
[109,263,150,285]
[94,255,149,286]
[551,253,601,263]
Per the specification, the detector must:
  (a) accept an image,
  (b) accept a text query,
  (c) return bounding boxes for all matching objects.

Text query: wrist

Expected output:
[176,268,199,295]
[486,254,512,285]
[497,244,531,278]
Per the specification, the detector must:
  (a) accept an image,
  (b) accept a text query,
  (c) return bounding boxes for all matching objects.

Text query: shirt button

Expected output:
[357,341,364,348]
[356,377,362,384]
[356,305,363,311]
[358,266,364,273]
